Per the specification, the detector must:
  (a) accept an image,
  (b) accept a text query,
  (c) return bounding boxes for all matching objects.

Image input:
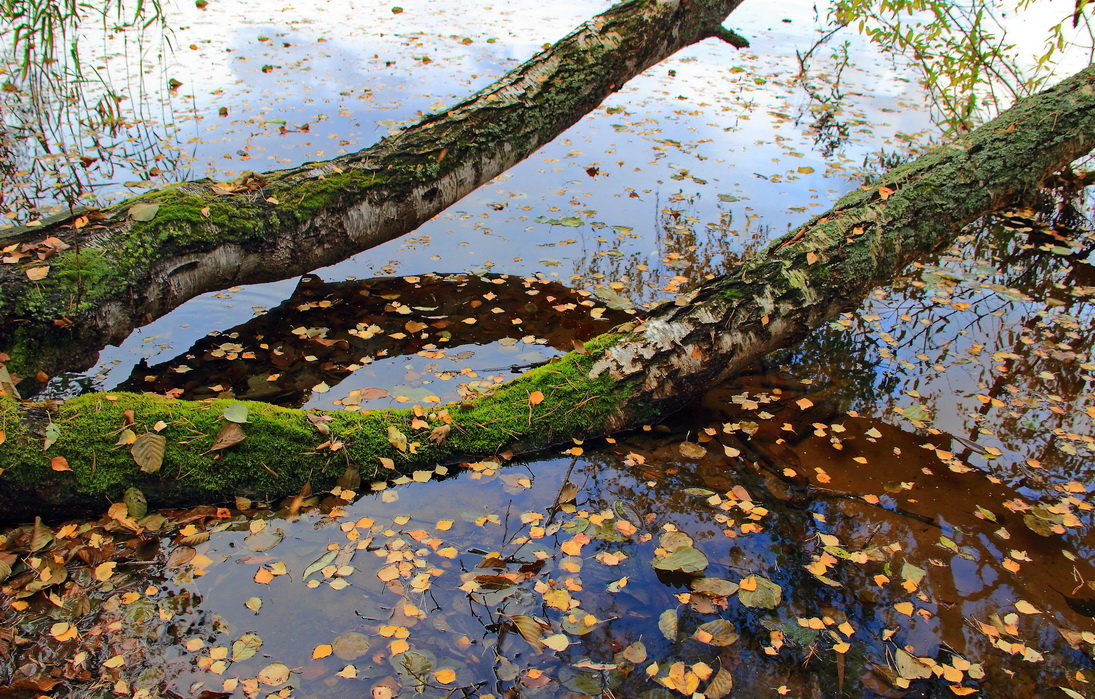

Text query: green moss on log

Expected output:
[0,332,637,510]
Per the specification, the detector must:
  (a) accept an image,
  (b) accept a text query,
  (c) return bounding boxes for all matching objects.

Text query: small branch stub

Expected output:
[712,26,750,49]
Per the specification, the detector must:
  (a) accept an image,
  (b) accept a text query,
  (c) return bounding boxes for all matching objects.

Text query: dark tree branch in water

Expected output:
[0,0,746,375]
[0,62,1093,520]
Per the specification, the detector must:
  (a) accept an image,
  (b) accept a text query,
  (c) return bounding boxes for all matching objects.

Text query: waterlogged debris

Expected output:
[678,441,707,459]
[245,526,284,552]
[131,433,166,473]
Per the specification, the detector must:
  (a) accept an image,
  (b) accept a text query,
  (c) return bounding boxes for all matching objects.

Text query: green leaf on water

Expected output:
[694,619,739,646]
[691,577,740,598]
[124,487,147,520]
[303,549,338,579]
[703,666,735,698]
[232,632,263,661]
[738,575,782,609]
[658,608,678,640]
[652,546,708,573]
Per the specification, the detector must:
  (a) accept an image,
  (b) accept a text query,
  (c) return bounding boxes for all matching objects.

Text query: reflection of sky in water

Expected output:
[28,0,1095,468]
[63,0,938,389]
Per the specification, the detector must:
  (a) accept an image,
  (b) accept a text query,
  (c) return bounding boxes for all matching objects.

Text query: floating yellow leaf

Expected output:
[434,668,457,684]
[50,621,78,641]
[1014,600,1041,614]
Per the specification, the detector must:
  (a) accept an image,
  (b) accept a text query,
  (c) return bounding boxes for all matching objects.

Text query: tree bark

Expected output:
[0,0,746,376]
[1,62,1092,521]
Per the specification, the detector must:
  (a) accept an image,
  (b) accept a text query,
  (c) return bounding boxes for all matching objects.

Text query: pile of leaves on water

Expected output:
[0,496,239,697]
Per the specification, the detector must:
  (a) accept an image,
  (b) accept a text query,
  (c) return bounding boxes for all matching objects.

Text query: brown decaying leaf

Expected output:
[25,266,49,281]
[509,614,546,650]
[49,456,71,472]
[211,422,247,451]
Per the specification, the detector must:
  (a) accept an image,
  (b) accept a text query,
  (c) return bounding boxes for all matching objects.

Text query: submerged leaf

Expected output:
[257,662,291,686]
[331,631,371,660]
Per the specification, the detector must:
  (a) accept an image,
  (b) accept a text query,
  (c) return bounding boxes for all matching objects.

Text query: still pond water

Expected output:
[2,0,1094,697]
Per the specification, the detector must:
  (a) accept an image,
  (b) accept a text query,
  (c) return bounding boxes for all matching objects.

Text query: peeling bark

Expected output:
[1,63,1092,520]
[0,0,746,372]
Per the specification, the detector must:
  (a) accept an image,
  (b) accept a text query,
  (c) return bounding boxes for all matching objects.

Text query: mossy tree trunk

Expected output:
[0,0,747,377]
[1,63,1092,520]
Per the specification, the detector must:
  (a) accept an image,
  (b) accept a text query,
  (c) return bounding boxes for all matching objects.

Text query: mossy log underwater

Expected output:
[0,0,748,379]
[1,62,1093,520]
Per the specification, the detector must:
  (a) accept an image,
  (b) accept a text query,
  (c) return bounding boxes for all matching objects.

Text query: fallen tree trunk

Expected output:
[1,62,1092,520]
[0,0,746,377]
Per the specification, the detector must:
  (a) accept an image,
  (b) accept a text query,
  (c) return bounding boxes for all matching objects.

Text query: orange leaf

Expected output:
[529,391,545,406]
[878,186,895,200]
[312,644,333,659]
[434,669,456,684]
[254,568,275,584]
[25,266,49,281]
[50,456,72,472]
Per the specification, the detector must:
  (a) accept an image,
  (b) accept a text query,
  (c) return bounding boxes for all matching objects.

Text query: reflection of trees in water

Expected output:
[566,192,773,308]
[0,0,187,222]
[776,217,1095,490]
